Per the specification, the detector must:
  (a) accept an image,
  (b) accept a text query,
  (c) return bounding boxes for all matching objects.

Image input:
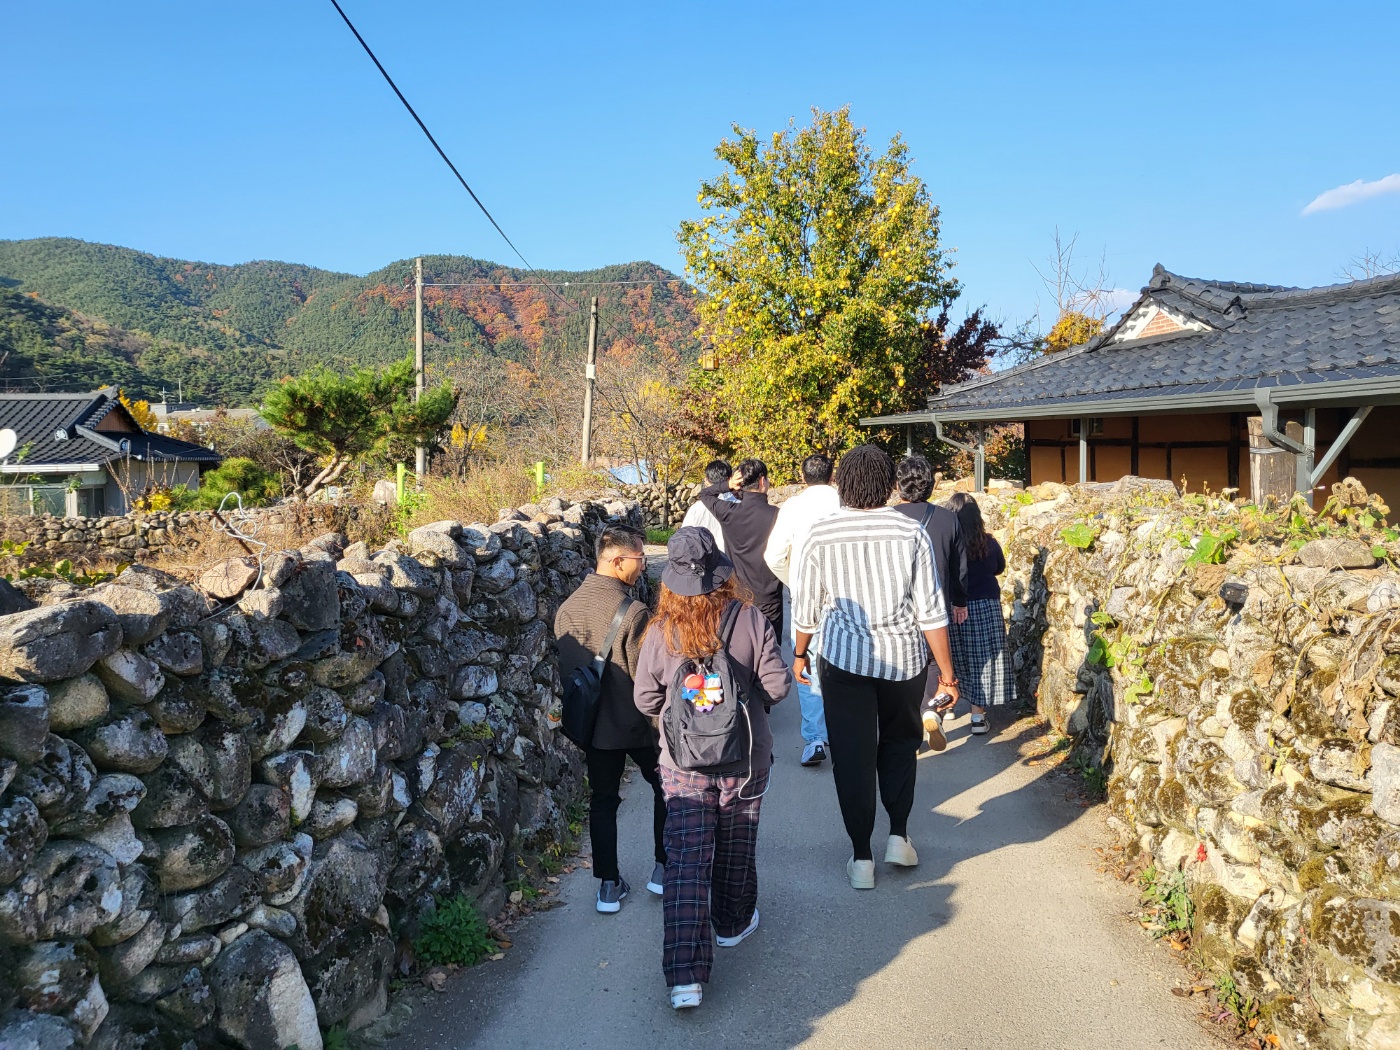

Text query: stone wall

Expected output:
[0,503,395,570]
[992,477,1400,1049]
[618,482,701,531]
[0,495,641,1049]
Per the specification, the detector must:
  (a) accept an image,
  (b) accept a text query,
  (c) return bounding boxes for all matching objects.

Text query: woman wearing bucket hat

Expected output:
[634,526,791,1011]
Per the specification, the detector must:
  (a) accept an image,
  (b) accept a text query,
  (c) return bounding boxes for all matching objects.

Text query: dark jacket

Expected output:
[699,484,783,626]
[893,501,968,610]
[553,572,654,751]
[633,601,791,772]
[965,535,1006,602]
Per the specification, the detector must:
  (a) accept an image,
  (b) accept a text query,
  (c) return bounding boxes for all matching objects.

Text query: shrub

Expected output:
[414,895,496,967]
[196,457,281,509]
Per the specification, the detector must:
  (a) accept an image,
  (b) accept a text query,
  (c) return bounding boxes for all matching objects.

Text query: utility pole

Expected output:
[580,296,598,466]
[414,257,425,478]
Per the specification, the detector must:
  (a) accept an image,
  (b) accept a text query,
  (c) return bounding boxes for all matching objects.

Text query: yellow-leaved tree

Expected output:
[118,392,159,432]
[677,107,958,480]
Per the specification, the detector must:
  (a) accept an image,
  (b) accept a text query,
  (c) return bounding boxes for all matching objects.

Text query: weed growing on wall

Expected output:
[1137,865,1194,943]
[414,896,498,968]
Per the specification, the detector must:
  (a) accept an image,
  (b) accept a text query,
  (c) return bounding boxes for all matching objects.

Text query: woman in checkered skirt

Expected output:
[633,527,792,1011]
[944,493,1014,734]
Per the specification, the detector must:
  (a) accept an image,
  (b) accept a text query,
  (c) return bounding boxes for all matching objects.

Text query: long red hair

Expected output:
[648,577,752,659]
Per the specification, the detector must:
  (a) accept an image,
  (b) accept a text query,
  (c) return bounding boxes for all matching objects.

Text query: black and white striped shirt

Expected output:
[791,507,948,680]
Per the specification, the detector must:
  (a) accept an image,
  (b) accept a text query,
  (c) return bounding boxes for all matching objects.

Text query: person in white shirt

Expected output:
[763,453,841,766]
[680,460,733,551]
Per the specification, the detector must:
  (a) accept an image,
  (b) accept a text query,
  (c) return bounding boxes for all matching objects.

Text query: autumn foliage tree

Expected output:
[261,357,457,498]
[677,107,958,479]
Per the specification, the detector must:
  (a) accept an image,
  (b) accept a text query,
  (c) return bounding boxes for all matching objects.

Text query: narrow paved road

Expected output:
[388,685,1219,1050]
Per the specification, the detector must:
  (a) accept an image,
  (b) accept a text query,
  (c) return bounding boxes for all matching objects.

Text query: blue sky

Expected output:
[4,1,1398,328]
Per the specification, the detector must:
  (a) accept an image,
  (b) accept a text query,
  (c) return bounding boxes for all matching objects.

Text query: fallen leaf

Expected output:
[423,970,447,992]
[489,952,505,962]
[598,960,609,969]
[546,876,560,884]
[497,941,512,949]
[509,890,524,905]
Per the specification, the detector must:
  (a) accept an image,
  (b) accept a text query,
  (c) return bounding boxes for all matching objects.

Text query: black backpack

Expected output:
[663,601,761,774]
[560,597,635,749]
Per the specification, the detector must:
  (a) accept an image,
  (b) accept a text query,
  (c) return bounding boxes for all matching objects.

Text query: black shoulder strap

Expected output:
[919,502,935,530]
[717,599,744,647]
[592,597,636,675]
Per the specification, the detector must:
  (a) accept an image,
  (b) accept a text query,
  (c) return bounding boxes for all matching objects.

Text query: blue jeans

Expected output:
[797,671,828,744]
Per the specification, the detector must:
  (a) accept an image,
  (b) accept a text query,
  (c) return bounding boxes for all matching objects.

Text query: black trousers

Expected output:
[585,745,666,883]
[818,658,927,861]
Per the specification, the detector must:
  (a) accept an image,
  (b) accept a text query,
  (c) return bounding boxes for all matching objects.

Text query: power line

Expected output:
[328,0,575,314]
[423,278,690,290]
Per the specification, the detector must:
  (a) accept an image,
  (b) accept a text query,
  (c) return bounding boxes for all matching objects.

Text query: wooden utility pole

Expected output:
[580,296,599,465]
[414,257,425,478]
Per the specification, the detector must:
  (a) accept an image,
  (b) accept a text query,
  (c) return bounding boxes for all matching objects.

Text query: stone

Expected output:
[132,764,209,830]
[198,667,261,729]
[283,832,389,959]
[251,619,301,664]
[299,687,348,743]
[14,940,109,1038]
[198,558,258,600]
[140,631,202,679]
[1372,742,1400,826]
[150,964,215,1029]
[75,709,168,773]
[86,583,173,645]
[236,586,284,621]
[452,664,498,701]
[96,914,165,990]
[95,648,166,704]
[496,578,538,622]
[1308,738,1372,791]
[0,601,122,684]
[474,554,518,594]
[145,678,206,736]
[0,684,50,763]
[154,933,221,966]
[313,716,376,788]
[1312,896,1400,983]
[151,814,236,892]
[12,736,96,820]
[262,551,301,588]
[162,866,260,935]
[0,577,36,615]
[0,1009,81,1049]
[408,525,472,569]
[1369,580,1400,614]
[0,796,47,886]
[372,550,439,597]
[90,865,157,947]
[281,559,340,632]
[46,673,109,732]
[238,834,313,904]
[224,784,290,848]
[245,903,297,939]
[192,723,252,811]
[302,923,394,1030]
[208,930,322,1050]
[242,691,308,761]
[13,841,123,940]
[301,797,357,841]
[418,743,487,839]
[259,751,316,825]
[1298,536,1379,570]
[461,524,502,561]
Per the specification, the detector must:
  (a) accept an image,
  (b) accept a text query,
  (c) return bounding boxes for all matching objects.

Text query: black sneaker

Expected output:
[596,878,629,913]
[801,741,827,766]
[970,715,989,736]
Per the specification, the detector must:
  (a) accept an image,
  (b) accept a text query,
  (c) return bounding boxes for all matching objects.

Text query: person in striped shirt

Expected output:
[791,444,960,890]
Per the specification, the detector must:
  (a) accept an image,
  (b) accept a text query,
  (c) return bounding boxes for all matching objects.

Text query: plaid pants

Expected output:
[659,764,769,986]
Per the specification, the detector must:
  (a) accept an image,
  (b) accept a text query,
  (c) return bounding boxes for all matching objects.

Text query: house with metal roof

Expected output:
[0,388,221,517]
[863,265,1400,507]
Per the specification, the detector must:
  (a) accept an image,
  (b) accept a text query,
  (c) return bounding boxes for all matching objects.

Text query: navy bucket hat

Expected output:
[661,526,734,596]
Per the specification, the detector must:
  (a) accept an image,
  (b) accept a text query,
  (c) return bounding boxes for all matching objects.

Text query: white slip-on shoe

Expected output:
[671,983,703,1009]
[847,857,876,890]
[716,908,759,948]
[884,834,919,867]
[646,862,665,895]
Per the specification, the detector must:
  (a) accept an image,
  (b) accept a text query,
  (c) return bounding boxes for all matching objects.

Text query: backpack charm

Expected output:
[682,672,724,711]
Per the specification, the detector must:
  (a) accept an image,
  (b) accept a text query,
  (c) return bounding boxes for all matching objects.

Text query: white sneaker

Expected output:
[923,709,947,752]
[671,983,703,1009]
[884,834,918,867]
[716,908,759,948]
[847,857,876,890]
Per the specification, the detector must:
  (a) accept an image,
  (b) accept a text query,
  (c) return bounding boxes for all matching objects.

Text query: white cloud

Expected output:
[1302,173,1400,215]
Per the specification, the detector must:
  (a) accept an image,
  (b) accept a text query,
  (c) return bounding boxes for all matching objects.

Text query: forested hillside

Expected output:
[0,238,699,406]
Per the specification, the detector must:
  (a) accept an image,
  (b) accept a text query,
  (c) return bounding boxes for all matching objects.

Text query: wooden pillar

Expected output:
[1227,412,1241,490]
[1130,417,1140,476]
[1248,414,1299,504]
[1078,418,1088,485]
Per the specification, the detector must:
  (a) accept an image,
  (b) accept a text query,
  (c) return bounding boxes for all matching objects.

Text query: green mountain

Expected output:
[0,237,699,406]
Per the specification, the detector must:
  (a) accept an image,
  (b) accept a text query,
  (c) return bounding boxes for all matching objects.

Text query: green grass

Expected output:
[414,896,497,968]
[646,527,676,545]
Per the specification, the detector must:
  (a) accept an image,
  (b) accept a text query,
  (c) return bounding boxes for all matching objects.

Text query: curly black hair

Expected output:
[895,454,935,503]
[835,444,896,509]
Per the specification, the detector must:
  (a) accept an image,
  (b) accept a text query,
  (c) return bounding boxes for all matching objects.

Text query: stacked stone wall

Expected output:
[0,495,641,1049]
[0,503,395,569]
[991,477,1400,1049]
[618,482,700,531]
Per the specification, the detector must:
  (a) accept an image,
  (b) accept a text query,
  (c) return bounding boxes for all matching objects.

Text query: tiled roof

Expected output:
[0,388,221,469]
[923,265,1400,420]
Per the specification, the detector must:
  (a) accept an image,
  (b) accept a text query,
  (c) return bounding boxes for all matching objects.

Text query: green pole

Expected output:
[534,461,545,494]
[396,463,407,505]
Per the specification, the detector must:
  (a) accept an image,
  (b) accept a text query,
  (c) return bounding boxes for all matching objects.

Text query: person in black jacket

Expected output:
[699,458,783,637]
[553,524,664,914]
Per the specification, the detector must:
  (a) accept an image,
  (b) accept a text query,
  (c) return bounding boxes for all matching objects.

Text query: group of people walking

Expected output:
[553,444,1014,1010]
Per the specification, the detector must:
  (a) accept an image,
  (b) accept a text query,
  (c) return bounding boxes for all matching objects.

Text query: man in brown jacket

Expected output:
[553,523,665,913]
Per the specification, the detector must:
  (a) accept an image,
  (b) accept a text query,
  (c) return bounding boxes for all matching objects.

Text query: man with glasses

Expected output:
[554,524,666,913]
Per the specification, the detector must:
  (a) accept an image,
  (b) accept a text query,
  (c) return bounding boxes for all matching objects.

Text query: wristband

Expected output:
[939,676,959,687]
[794,651,808,660]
